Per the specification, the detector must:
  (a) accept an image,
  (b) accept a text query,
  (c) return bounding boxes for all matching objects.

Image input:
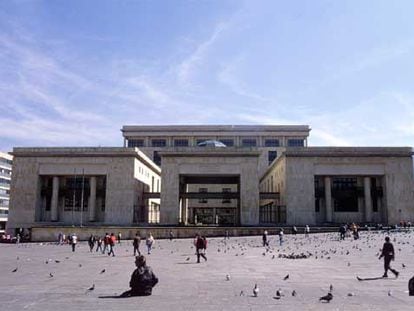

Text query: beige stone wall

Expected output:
[160,150,260,225]
[7,148,161,232]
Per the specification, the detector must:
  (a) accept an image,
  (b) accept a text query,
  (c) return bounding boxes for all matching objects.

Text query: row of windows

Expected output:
[128,138,304,148]
[0,199,9,206]
[0,210,8,215]
[0,158,12,166]
[0,178,11,185]
[0,189,10,195]
[198,188,232,204]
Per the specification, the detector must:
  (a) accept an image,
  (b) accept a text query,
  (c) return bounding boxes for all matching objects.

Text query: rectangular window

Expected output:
[332,177,358,212]
[199,188,208,203]
[265,139,280,147]
[268,151,277,164]
[241,138,257,147]
[127,139,144,147]
[153,151,161,166]
[151,139,166,147]
[287,139,304,147]
[174,139,189,147]
[222,188,231,203]
[219,139,234,147]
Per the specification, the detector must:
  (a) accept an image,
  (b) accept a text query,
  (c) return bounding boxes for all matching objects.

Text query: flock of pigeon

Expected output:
[5,229,414,308]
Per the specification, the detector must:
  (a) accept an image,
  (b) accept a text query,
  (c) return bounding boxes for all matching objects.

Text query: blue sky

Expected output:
[1,0,414,151]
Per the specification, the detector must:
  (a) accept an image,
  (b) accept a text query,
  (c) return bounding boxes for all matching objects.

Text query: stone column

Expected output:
[364,177,372,222]
[88,176,97,222]
[324,176,332,222]
[51,176,59,221]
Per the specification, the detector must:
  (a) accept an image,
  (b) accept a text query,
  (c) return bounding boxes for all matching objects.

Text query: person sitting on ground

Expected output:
[120,255,158,297]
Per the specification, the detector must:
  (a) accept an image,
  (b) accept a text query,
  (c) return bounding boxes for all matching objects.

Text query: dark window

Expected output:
[199,188,208,203]
[128,139,144,147]
[265,139,279,147]
[222,188,231,203]
[151,139,166,147]
[219,139,234,147]
[315,198,320,212]
[332,177,358,212]
[287,139,304,147]
[268,151,277,164]
[372,178,378,212]
[153,151,161,166]
[174,139,189,147]
[241,138,257,147]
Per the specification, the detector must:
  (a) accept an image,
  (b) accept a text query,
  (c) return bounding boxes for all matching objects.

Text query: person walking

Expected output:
[71,233,78,252]
[88,234,95,252]
[278,229,284,246]
[194,234,207,263]
[262,230,269,247]
[117,232,122,244]
[379,236,399,278]
[169,230,174,241]
[133,233,141,256]
[146,233,154,255]
[103,232,110,254]
[108,233,116,257]
[120,255,158,297]
[96,236,103,253]
[304,225,310,237]
[339,225,346,240]
[292,226,298,235]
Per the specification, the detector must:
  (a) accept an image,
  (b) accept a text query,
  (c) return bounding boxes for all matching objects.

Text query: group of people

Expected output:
[132,232,155,256]
[339,223,360,240]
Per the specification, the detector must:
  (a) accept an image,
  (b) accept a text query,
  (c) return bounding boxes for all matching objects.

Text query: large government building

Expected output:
[6,125,414,238]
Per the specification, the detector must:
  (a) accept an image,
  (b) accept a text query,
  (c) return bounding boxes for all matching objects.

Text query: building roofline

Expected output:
[121,124,311,133]
[11,147,161,175]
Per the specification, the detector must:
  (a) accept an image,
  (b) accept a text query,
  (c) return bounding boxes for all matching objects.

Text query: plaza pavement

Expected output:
[0,230,413,311]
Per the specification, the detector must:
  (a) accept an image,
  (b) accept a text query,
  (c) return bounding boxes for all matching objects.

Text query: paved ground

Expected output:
[0,230,413,311]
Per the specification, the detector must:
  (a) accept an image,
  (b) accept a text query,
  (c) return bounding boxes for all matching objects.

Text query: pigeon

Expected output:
[319,292,333,303]
[347,262,351,267]
[55,260,60,263]
[78,264,82,268]
[186,257,190,261]
[347,292,355,296]
[239,290,244,296]
[329,284,333,292]
[402,263,406,268]
[292,290,297,297]
[274,288,283,299]
[283,274,289,280]
[253,284,259,297]
[100,269,106,274]
[87,284,95,291]
[12,267,18,273]
[226,274,230,281]
[49,273,54,278]
[388,290,392,296]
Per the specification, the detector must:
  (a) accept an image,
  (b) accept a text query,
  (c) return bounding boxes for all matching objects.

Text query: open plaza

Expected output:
[1,230,413,311]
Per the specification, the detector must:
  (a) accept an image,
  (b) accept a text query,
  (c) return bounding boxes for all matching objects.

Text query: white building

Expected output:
[0,152,12,234]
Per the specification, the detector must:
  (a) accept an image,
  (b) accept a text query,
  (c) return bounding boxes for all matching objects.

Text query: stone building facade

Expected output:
[6,125,414,237]
[260,147,414,225]
[7,148,160,234]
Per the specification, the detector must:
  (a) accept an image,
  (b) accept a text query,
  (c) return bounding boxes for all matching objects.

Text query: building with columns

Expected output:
[259,147,414,225]
[5,125,414,238]
[7,148,160,234]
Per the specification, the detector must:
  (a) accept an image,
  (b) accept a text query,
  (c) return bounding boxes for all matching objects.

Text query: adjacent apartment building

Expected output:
[0,152,12,234]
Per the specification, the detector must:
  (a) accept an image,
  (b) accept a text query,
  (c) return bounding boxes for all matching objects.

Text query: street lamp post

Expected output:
[80,169,85,228]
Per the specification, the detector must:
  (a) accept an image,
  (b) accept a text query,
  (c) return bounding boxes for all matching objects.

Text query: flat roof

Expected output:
[121,124,310,134]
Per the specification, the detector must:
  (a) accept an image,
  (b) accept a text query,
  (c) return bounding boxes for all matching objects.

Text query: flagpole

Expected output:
[72,169,76,227]
[80,169,85,228]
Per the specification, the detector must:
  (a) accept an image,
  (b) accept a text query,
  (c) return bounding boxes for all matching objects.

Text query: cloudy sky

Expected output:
[1,0,414,151]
